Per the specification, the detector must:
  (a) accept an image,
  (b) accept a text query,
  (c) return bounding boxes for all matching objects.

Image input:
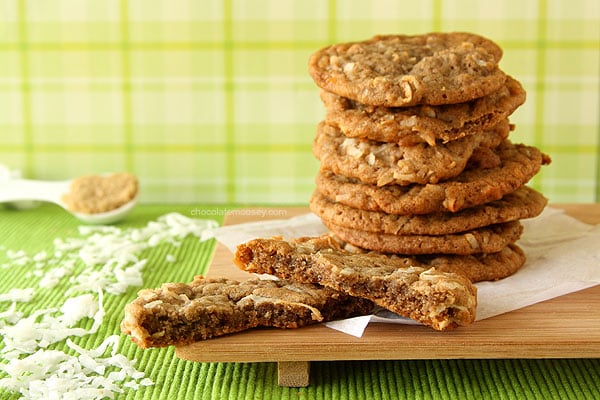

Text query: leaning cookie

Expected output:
[234,236,477,331]
[121,276,373,348]
[387,244,526,283]
[310,186,546,236]
[323,220,523,255]
[417,244,526,283]
[329,235,526,283]
[309,32,506,107]
[313,119,510,186]
[316,141,550,215]
[320,76,525,146]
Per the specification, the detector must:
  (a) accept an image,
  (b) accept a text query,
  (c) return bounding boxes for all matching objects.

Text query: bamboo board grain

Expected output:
[176,204,600,363]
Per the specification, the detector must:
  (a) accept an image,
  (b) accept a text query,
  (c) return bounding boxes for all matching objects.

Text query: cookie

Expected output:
[333,238,527,283]
[121,276,373,348]
[234,235,477,331]
[313,119,510,186]
[322,220,523,255]
[316,141,550,214]
[320,76,525,146]
[415,244,526,283]
[308,32,506,107]
[311,185,546,236]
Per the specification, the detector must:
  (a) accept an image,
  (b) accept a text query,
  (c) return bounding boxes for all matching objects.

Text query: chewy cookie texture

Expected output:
[313,119,511,186]
[315,142,549,215]
[309,32,506,107]
[324,220,523,255]
[319,75,526,146]
[234,236,477,331]
[121,276,373,348]
[308,32,550,271]
[311,186,547,236]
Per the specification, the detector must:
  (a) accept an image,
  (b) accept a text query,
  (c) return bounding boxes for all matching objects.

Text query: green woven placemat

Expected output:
[1,205,599,399]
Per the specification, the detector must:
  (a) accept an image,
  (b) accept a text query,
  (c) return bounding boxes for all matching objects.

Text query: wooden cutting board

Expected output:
[176,204,600,386]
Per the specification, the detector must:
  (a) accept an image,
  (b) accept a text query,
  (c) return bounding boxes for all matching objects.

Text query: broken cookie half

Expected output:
[234,235,477,331]
[121,276,372,348]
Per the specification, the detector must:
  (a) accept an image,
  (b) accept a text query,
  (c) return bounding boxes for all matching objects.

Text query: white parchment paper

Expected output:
[212,207,600,337]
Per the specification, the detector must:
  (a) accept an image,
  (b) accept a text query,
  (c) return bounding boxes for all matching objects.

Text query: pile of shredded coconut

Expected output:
[0,213,218,399]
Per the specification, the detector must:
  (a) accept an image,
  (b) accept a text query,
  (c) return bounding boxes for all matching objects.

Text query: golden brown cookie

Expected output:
[320,76,525,146]
[234,235,477,330]
[313,120,510,186]
[330,236,526,283]
[310,186,546,235]
[308,32,506,107]
[121,276,373,348]
[315,141,550,214]
[414,244,526,283]
[322,220,523,255]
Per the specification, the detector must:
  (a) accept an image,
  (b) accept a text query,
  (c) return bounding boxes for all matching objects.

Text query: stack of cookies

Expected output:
[307,32,551,283]
[121,33,552,344]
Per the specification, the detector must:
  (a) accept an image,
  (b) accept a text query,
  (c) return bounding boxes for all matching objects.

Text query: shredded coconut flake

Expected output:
[0,303,23,327]
[60,294,100,328]
[0,290,104,358]
[2,213,217,295]
[0,213,216,399]
[0,335,152,400]
[0,288,35,303]
[464,233,480,250]
[38,264,74,289]
[32,251,48,262]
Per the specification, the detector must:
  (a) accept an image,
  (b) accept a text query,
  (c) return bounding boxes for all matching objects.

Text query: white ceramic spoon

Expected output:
[0,178,138,224]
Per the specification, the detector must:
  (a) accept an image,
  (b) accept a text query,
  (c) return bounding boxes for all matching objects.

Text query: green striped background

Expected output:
[0,0,599,204]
